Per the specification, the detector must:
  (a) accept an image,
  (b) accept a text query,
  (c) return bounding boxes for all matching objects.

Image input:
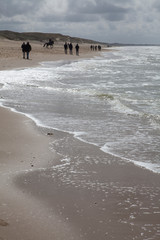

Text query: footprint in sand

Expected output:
[0,219,9,227]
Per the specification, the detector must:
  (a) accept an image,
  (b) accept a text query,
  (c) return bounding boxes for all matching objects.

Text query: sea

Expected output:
[0,46,160,174]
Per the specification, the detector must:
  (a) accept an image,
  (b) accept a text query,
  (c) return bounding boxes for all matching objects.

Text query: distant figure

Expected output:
[25,42,32,59]
[75,44,79,56]
[64,42,68,54]
[69,43,73,55]
[98,45,101,51]
[21,42,26,59]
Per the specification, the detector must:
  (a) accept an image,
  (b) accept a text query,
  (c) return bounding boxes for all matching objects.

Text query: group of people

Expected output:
[21,42,32,59]
[64,42,80,55]
[21,41,80,59]
[90,45,101,51]
[21,41,103,60]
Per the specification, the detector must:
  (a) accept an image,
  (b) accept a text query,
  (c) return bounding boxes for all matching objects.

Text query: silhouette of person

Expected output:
[64,42,68,54]
[75,44,79,56]
[25,42,32,59]
[98,45,101,51]
[21,42,26,59]
[69,43,73,55]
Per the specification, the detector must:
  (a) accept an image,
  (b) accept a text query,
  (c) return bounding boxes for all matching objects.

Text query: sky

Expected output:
[0,0,160,44]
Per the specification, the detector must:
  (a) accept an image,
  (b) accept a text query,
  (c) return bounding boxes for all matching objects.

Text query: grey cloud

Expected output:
[40,14,63,23]
[40,0,130,23]
[67,0,131,22]
[0,0,131,23]
[64,13,99,22]
[153,0,160,11]
[0,0,42,17]
[105,12,126,21]
[81,3,130,15]
[40,12,99,24]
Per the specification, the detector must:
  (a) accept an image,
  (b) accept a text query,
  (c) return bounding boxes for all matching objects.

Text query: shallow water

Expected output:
[0,46,160,173]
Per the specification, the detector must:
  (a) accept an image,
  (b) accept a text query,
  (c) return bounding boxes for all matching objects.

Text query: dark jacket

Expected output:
[21,42,26,52]
[25,42,32,52]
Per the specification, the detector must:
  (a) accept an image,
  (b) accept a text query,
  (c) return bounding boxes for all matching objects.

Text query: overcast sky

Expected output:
[0,0,160,44]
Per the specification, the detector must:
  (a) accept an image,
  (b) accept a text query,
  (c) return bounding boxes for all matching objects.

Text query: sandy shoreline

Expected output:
[0,107,83,239]
[0,39,160,240]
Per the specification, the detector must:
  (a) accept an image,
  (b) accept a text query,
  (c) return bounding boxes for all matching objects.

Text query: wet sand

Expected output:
[14,129,160,240]
[0,39,160,240]
[0,107,84,239]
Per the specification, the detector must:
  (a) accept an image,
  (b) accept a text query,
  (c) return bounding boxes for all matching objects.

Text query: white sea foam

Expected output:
[101,144,160,174]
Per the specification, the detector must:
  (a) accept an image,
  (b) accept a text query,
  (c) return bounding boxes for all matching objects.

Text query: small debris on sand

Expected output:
[0,219,9,227]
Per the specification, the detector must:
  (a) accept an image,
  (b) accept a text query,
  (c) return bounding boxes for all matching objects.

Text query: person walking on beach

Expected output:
[69,43,73,55]
[75,44,79,56]
[64,42,68,54]
[21,42,26,59]
[25,42,32,59]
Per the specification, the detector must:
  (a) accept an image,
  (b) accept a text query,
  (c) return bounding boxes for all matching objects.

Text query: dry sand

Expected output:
[0,39,160,240]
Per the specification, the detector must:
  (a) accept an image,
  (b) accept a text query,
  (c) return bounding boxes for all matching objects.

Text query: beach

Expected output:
[0,40,160,240]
